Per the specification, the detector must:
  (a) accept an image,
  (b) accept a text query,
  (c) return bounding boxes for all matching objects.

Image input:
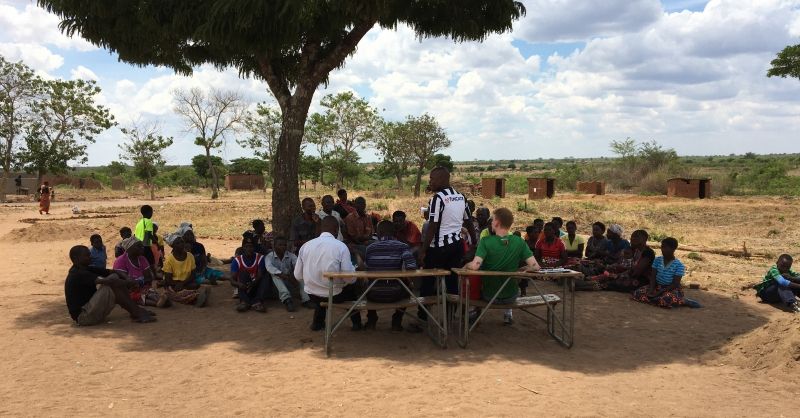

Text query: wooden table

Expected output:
[450,268,583,348]
[322,269,452,356]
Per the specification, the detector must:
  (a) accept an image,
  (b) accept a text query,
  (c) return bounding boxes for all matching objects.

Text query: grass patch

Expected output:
[686,252,703,261]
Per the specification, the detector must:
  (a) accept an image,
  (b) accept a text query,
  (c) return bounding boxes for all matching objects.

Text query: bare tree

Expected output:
[173,87,246,199]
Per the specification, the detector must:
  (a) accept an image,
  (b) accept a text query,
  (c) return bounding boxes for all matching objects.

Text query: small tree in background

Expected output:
[239,102,281,182]
[191,154,226,187]
[106,161,128,177]
[299,153,322,189]
[1,56,41,201]
[375,120,414,190]
[319,92,379,185]
[427,153,454,172]
[173,87,246,199]
[228,157,268,175]
[119,123,173,199]
[16,79,114,184]
[304,112,335,185]
[407,114,450,197]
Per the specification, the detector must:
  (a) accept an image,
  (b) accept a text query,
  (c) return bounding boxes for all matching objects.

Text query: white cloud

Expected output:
[70,65,98,81]
[0,2,96,51]
[515,0,663,42]
[0,42,63,72]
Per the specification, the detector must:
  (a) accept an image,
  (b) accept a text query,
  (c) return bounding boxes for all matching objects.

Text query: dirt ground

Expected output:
[2,189,800,417]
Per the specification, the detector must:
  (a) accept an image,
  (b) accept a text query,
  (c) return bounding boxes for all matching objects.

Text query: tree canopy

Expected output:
[119,123,173,199]
[39,0,525,235]
[767,44,800,80]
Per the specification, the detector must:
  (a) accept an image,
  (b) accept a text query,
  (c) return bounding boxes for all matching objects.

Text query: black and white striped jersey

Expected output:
[427,187,469,248]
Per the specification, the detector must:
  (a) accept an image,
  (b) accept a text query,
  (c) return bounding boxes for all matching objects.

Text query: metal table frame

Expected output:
[322,269,452,356]
[450,268,581,349]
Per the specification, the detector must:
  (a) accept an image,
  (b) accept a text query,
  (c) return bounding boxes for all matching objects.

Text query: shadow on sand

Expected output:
[15,284,768,375]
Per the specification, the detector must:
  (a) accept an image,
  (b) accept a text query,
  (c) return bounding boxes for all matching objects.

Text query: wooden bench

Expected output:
[446,294,561,309]
[321,296,437,311]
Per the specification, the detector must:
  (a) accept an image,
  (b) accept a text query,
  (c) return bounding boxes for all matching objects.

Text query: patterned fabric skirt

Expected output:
[130,286,161,305]
[166,288,200,304]
[632,285,686,308]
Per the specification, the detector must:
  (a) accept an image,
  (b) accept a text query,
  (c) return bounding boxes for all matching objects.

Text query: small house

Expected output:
[576,181,606,195]
[225,174,265,190]
[527,178,555,200]
[481,178,506,199]
[667,178,711,199]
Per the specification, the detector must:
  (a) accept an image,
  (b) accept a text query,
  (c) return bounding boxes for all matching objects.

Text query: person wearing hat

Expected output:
[604,224,630,265]
[112,237,169,308]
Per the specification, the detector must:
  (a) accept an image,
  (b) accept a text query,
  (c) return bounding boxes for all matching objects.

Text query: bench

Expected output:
[321,296,437,311]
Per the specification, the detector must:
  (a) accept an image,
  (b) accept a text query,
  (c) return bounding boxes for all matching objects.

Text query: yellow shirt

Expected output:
[561,234,586,252]
[163,253,196,282]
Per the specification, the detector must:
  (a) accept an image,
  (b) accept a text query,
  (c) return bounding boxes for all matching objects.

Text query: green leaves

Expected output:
[15,76,114,178]
[767,44,800,80]
[1,55,43,176]
[119,123,174,186]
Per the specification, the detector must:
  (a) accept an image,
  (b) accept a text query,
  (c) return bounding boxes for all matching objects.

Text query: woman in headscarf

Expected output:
[112,237,169,308]
[38,181,52,215]
[162,234,210,306]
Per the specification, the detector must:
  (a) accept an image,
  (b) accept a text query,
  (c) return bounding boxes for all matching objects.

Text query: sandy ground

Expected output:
[2,191,800,417]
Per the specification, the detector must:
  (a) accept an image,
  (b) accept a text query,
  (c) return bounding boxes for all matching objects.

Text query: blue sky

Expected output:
[2,0,800,166]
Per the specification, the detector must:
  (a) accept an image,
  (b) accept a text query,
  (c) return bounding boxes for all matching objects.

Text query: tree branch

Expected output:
[306,19,377,87]
[256,58,291,111]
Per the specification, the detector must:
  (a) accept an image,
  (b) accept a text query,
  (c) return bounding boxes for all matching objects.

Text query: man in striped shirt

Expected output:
[418,167,477,320]
[364,220,418,332]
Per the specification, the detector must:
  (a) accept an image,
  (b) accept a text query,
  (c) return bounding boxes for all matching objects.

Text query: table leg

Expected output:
[325,284,333,357]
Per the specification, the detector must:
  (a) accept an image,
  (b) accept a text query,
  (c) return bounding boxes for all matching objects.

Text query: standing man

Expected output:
[295,216,364,331]
[316,195,345,241]
[418,167,476,320]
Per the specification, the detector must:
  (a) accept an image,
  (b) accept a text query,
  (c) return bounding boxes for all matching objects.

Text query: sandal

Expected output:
[132,314,157,323]
[251,303,266,313]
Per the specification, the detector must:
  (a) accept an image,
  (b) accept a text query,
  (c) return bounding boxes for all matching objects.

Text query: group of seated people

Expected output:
[64,167,799,332]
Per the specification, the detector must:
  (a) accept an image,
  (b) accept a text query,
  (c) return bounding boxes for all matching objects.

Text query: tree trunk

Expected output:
[413,163,425,197]
[271,96,312,238]
[148,179,155,200]
[395,173,403,190]
[205,147,219,199]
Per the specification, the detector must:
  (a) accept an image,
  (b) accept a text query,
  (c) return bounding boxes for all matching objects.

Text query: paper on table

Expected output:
[538,268,573,273]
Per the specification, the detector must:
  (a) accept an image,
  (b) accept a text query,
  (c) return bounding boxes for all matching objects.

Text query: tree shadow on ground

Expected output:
[15,284,769,375]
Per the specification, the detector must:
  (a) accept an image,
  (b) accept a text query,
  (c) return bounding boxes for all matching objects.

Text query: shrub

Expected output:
[686,252,703,261]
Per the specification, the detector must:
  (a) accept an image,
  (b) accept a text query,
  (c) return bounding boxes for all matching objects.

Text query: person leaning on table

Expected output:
[465,207,540,326]
[295,216,365,331]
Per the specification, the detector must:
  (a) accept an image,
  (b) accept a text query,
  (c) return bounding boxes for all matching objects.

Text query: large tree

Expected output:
[39,0,525,235]
[0,56,41,201]
[767,44,800,80]
[319,91,380,185]
[119,123,174,199]
[16,79,114,183]
[173,87,246,199]
[406,114,450,197]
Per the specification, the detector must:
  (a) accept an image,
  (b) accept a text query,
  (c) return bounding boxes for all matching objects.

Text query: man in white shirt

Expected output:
[295,216,364,331]
[316,194,344,241]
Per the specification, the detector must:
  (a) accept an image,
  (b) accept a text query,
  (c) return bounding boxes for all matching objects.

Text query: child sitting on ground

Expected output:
[114,227,132,257]
[754,254,800,313]
[89,234,107,269]
[113,237,169,308]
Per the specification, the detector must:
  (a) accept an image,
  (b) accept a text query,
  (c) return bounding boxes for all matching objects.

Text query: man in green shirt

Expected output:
[755,254,800,312]
[465,207,540,325]
[134,205,155,266]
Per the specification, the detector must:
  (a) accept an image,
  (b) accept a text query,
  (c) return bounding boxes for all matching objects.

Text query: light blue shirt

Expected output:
[89,246,107,269]
[652,256,685,286]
